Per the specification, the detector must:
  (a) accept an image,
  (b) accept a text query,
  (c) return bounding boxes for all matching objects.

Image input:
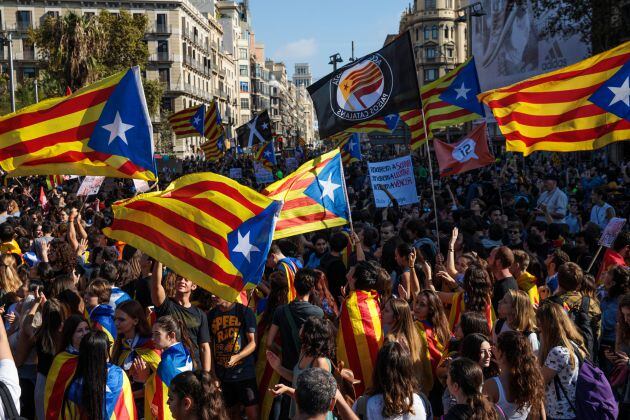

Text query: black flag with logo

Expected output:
[307,32,420,139]
[236,110,273,148]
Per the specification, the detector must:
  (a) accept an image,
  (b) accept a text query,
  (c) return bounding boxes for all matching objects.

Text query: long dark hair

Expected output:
[169,371,228,420]
[417,289,450,346]
[64,331,110,419]
[463,263,492,313]
[448,358,498,420]
[154,315,197,369]
[259,271,288,329]
[60,314,89,353]
[460,333,499,378]
[370,341,418,417]
[300,316,335,360]
[35,298,68,355]
[111,300,152,363]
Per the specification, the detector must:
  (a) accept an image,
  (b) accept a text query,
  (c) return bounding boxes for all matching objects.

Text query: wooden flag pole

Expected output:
[419,106,441,241]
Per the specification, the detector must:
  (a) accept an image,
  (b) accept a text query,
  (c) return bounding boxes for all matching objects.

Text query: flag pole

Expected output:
[419,107,440,241]
[338,148,354,232]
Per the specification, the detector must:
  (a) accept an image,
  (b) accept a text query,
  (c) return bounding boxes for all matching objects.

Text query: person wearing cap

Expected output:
[535,174,568,225]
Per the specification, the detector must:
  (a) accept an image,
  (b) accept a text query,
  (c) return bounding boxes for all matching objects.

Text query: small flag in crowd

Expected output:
[254,141,277,171]
[263,149,349,239]
[45,175,66,190]
[168,101,224,140]
[201,136,224,161]
[337,289,383,396]
[335,133,362,164]
[434,123,494,176]
[479,41,630,155]
[104,172,282,302]
[0,67,156,180]
[38,187,48,211]
[237,110,273,148]
[308,32,420,139]
[421,57,485,137]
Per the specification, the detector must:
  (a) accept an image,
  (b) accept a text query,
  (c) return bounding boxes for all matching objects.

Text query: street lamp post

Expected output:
[328,53,343,72]
[0,32,16,112]
[455,1,486,58]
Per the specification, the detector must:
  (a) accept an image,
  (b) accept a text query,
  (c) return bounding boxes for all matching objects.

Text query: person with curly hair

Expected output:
[267,315,336,419]
[168,370,228,420]
[599,265,630,364]
[483,331,545,419]
[353,341,429,419]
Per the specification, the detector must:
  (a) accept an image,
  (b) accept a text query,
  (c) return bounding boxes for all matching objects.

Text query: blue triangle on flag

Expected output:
[439,58,485,117]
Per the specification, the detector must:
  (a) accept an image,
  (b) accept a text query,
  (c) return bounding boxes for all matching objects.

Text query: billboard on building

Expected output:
[472,0,589,91]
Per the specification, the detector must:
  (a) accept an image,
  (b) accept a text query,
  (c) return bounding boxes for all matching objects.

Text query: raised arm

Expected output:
[150,261,166,307]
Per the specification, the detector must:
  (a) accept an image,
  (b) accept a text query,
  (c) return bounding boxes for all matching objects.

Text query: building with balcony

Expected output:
[292,63,312,89]
[399,0,468,85]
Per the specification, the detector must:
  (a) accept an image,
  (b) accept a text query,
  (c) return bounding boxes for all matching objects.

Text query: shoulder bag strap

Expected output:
[282,304,301,351]
[0,381,19,419]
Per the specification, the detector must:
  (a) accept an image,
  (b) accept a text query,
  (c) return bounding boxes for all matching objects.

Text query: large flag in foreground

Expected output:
[337,290,383,396]
[0,67,156,180]
[44,350,78,420]
[104,172,282,301]
[308,32,420,139]
[479,41,630,155]
[421,57,485,137]
[263,149,349,239]
[434,123,494,176]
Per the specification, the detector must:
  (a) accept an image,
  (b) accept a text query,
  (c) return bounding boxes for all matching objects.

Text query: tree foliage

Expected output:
[532,0,628,53]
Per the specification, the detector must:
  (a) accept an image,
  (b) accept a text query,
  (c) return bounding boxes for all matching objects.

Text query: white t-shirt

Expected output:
[544,346,578,419]
[589,203,614,229]
[536,188,568,223]
[493,321,540,356]
[0,359,21,418]
[364,393,427,420]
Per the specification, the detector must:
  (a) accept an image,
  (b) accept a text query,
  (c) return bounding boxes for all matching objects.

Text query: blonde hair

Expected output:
[507,289,537,333]
[536,300,587,368]
[0,254,21,293]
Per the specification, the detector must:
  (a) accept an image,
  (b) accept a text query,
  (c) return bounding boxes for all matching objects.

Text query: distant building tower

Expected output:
[292,63,312,88]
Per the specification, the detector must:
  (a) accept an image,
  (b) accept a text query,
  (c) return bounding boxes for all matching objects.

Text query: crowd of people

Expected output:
[0,144,628,420]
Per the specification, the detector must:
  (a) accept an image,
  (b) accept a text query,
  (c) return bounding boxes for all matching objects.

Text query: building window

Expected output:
[158,68,170,85]
[241,98,249,109]
[156,14,167,31]
[239,48,248,60]
[16,10,32,30]
[424,68,438,81]
[240,81,249,92]
[84,11,95,20]
[447,48,453,58]
[447,0,453,8]
[432,25,438,39]
[425,0,436,10]
[425,47,437,59]
[415,27,420,41]
[22,39,35,60]
[444,26,449,39]
[424,26,430,40]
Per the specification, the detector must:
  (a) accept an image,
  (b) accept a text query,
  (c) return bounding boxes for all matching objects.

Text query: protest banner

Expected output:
[229,168,243,179]
[133,179,150,194]
[599,218,627,248]
[254,162,275,184]
[285,157,298,172]
[368,155,419,208]
[77,176,105,197]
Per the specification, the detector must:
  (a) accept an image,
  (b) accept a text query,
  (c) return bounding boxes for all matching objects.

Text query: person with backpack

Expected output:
[550,262,601,358]
[0,311,22,419]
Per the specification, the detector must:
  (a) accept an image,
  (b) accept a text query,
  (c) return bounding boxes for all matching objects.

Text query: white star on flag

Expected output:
[264,150,273,159]
[454,82,471,100]
[261,122,269,130]
[177,358,193,372]
[608,77,630,107]
[247,115,267,147]
[102,112,134,145]
[232,230,260,263]
[319,173,341,202]
[192,115,201,126]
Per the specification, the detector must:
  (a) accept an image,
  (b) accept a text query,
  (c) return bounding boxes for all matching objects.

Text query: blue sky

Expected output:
[248,0,406,82]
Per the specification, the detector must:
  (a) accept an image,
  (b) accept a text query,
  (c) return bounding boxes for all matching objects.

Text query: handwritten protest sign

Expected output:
[77,176,105,197]
[368,155,419,208]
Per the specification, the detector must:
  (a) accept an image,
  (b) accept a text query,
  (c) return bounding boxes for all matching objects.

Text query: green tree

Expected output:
[533,0,628,53]
[97,10,149,74]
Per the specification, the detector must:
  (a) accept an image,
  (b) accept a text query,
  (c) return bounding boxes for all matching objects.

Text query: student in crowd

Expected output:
[151,261,211,371]
[460,333,498,381]
[483,331,544,419]
[493,289,539,354]
[605,293,630,417]
[167,370,228,420]
[487,246,518,314]
[509,250,540,307]
[598,265,630,368]
[444,357,500,420]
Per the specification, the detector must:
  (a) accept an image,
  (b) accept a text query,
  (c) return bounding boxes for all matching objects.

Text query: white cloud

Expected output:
[274,38,318,61]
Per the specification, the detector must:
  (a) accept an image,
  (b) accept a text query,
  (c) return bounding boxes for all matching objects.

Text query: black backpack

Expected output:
[566,296,598,358]
[0,381,27,420]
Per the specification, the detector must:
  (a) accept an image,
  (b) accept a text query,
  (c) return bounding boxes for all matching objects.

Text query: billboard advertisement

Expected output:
[472,0,589,91]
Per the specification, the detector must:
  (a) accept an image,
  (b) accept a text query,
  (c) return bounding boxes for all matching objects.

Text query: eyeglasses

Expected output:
[508,230,520,234]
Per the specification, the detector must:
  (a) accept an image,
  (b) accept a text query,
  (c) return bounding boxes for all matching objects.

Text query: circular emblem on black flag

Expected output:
[330,54,393,121]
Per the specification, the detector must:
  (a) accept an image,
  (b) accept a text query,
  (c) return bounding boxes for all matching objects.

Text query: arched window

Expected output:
[432,25,438,39]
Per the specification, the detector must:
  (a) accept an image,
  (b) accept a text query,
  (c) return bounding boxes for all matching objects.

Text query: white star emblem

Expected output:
[454,82,471,100]
[261,122,269,130]
[232,230,260,263]
[264,150,273,159]
[102,112,133,145]
[608,77,630,107]
[192,115,201,126]
[106,384,112,393]
[319,173,341,202]
[177,358,193,372]
[247,115,267,147]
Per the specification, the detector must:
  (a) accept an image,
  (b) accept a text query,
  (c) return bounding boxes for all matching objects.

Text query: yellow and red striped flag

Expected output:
[332,133,362,165]
[168,101,224,140]
[337,289,382,396]
[421,57,485,137]
[256,320,282,420]
[479,41,630,155]
[104,172,281,302]
[400,109,428,150]
[0,67,156,180]
[44,350,78,420]
[254,141,277,171]
[45,175,65,190]
[263,149,349,240]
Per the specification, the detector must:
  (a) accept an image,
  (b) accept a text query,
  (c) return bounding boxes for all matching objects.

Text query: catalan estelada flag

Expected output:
[103,172,281,302]
[256,320,281,420]
[277,257,302,301]
[87,304,116,344]
[0,67,156,180]
[334,133,362,164]
[254,141,277,171]
[45,350,78,420]
[65,363,136,419]
[336,290,382,396]
[148,342,193,419]
[168,101,224,140]
[200,136,224,161]
[400,109,428,150]
[421,58,485,137]
[479,41,630,155]
[263,149,349,240]
[45,175,66,190]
